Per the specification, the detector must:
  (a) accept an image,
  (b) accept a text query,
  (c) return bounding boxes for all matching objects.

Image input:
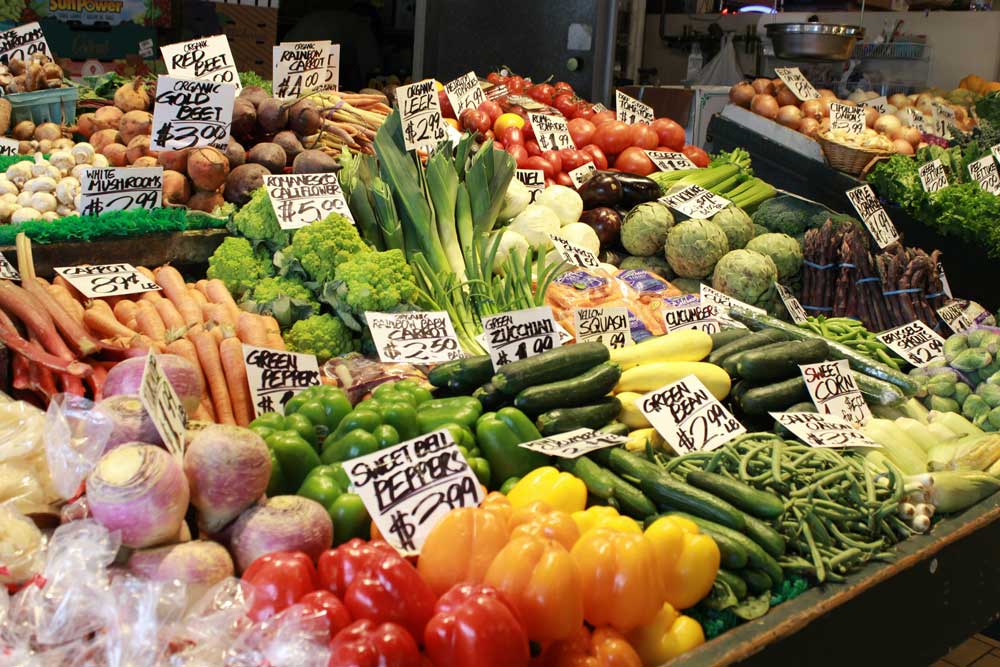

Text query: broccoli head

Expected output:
[244,276,321,330]
[284,313,357,362]
[751,196,832,237]
[321,249,419,330]
[207,236,274,298]
[231,187,288,249]
[284,213,369,284]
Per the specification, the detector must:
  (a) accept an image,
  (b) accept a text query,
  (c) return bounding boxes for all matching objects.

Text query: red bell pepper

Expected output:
[328,619,422,667]
[317,538,396,597]
[343,552,437,641]
[300,589,352,638]
[242,551,318,622]
[424,583,530,667]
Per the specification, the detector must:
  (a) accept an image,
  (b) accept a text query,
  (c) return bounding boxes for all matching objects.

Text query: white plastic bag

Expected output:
[695,34,745,86]
[44,394,113,500]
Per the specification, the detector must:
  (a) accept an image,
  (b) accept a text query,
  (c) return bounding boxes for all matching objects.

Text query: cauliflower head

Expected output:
[232,187,287,248]
[286,213,369,284]
[284,314,357,362]
[323,249,418,330]
[250,276,320,312]
[207,236,274,297]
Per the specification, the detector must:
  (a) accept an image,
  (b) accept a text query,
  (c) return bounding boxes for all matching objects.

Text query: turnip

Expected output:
[119,110,152,145]
[76,113,97,139]
[188,147,230,192]
[33,122,61,143]
[11,119,34,140]
[90,128,120,153]
[230,496,332,572]
[157,148,189,173]
[114,78,150,112]
[103,353,204,415]
[132,156,158,168]
[96,394,163,452]
[101,143,127,167]
[127,540,233,590]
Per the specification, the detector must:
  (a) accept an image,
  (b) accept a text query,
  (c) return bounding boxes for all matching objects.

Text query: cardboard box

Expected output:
[181,0,277,77]
[619,85,732,148]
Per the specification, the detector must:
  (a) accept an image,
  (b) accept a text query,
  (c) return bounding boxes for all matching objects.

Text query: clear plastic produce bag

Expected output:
[166,578,255,667]
[225,604,331,667]
[0,394,60,515]
[44,393,113,500]
[695,33,744,86]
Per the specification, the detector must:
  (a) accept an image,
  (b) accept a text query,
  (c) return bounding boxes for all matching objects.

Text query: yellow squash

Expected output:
[617,392,651,429]
[610,330,712,370]
[614,361,731,400]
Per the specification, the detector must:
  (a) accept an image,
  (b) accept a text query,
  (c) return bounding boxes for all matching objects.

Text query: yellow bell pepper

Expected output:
[644,516,720,610]
[506,466,587,514]
[509,500,580,550]
[626,602,705,665]
[417,506,511,596]
[572,505,641,535]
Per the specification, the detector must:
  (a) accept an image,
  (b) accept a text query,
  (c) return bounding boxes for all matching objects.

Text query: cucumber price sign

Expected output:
[638,374,745,453]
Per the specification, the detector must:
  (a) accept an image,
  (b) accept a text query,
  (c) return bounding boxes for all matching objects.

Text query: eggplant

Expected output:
[577,172,623,209]
[600,170,663,207]
[579,207,622,247]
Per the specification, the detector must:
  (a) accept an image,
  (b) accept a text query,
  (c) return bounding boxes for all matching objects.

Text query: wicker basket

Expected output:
[815,131,891,176]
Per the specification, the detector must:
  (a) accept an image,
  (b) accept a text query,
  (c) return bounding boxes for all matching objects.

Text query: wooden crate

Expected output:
[189,1,277,77]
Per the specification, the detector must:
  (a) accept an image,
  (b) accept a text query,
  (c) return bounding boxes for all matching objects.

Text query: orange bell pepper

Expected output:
[484,534,584,642]
[644,516,720,610]
[481,491,513,523]
[571,505,641,536]
[418,506,511,596]
[509,501,580,550]
[538,625,643,667]
[569,528,664,633]
[626,602,705,665]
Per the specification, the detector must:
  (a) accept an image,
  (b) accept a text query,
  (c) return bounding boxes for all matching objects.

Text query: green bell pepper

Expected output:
[266,447,288,496]
[322,428,380,463]
[265,430,322,491]
[475,407,549,483]
[372,424,400,449]
[440,422,476,450]
[285,387,352,439]
[417,396,483,433]
[297,465,370,545]
[378,400,418,441]
[393,379,433,405]
[331,407,383,440]
[458,446,491,487]
[251,412,287,431]
[499,476,521,494]
[283,412,318,447]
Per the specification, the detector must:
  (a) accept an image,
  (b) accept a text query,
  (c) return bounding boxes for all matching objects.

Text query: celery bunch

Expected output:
[649,147,776,212]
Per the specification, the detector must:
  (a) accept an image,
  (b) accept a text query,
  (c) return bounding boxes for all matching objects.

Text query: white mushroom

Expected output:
[16,191,32,207]
[71,142,95,165]
[23,176,56,193]
[71,163,91,181]
[91,153,109,168]
[30,192,56,214]
[6,161,32,187]
[0,201,19,222]
[0,177,17,196]
[55,177,79,206]
[41,211,59,222]
[55,204,72,217]
[48,150,74,174]
[11,207,41,223]
[30,158,59,181]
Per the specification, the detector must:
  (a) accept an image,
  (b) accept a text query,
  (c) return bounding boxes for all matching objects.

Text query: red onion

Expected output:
[86,443,190,548]
[184,425,271,533]
[96,394,162,452]
[127,539,234,588]
[104,354,204,415]
[230,496,332,572]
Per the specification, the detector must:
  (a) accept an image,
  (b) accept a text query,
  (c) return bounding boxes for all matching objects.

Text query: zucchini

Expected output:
[473,381,509,411]
[743,514,786,558]
[639,471,747,531]
[557,456,656,518]
[739,568,773,595]
[667,511,784,586]
[536,397,621,435]
[428,355,494,392]
[737,377,810,416]
[492,342,609,396]
[708,328,788,366]
[685,471,785,519]
[514,362,622,414]
[598,421,630,437]
[736,339,829,383]
[710,328,750,350]
[717,569,749,600]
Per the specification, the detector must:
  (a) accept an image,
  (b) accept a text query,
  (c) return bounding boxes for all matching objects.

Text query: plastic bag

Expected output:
[226,603,331,667]
[165,578,255,667]
[0,504,44,585]
[322,352,430,404]
[695,33,744,86]
[43,394,113,500]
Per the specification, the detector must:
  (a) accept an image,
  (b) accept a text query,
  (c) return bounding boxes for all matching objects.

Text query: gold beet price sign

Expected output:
[150,75,236,151]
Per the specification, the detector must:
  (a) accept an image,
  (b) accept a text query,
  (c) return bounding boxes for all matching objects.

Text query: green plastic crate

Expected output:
[7,86,79,126]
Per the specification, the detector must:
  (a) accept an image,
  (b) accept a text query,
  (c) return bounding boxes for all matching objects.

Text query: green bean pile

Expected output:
[662,433,912,583]
[800,316,906,371]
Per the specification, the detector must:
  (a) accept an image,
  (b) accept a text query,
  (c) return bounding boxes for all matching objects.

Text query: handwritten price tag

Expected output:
[273,41,331,100]
[771,412,880,449]
[264,173,353,230]
[519,428,627,459]
[345,429,483,555]
[140,353,187,460]
[529,112,575,151]
[776,284,808,325]
[367,311,464,364]
[150,75,236,151]
[550,233,600,269]
[937,299,990,334]
[968,155,1000,196]
[800,359,871,425]
[0,22,49,66]
[646,150,696,172]
[919,159,948,193]
[937,261,953,299]
[138,38,154,59]
[567,162,597,188]
[54,263,161,299]
[661,184,730,220]
[160,34,241,90]
[396,79,447,152]
[615,90,654,124]
[482,305,562,370]
[639,374,745,453]
[574,306,632,349]
[242,345,320,418]
[862,96,888,114]
[0,253,19,281]
[663,303,721,334]
[846,184,899,249]
[0,137,19,157]
[444,71,487,116]
[324,44,341,92]
[515,168,545,203]
[877,320,945,367]
[829,102,866,135]
[774,67,819,101]
[906,107,930,133]
[79,167,163,216]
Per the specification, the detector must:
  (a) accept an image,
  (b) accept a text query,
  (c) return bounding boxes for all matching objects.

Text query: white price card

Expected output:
[529,112,575,151]
[800,359,871,425]
[264,173,353,231]
[395,79,448,151]
[646,150,696,172]
[967,155,1000,196]
[444,71,487,116]
[140,353,187,460]
[877,320,945,367]
[931,101,956,122]
[79,167,163,216]
[150,75,236,151]
[776,284,808,325]
[661,184,731,220]
[615,90,654,124]
[54,263,161,299]
[366,311,464,364]
[273,41,331,100]
[861,96,888,114]
[937,299,990,334]
[0,137,19,157]
[486,83,508,101]
[774,67,819,101]
[138,38,154,59]
[550,233,600,269]
[829,102,866,135]
[991,143,1000,165]
[0,253,19,281]
[324,44,341,92]
[242,345,320,418]
[638,374,746,453]
[846,184,900,249]
[701,284,766,317]
[919,159,948,193]
[519,428,627,459]
[515,168,545,203]
[592,103,608,113]
[345,429,483,555]
[482,305,562,370]
[770,412,880,449]
[663,303,722,334]
[0,22,49,66]
[937,261,953,300]
[567,162,597,188]
[906,107,929,133]
[160,34,241,90]
[574,306,632,349]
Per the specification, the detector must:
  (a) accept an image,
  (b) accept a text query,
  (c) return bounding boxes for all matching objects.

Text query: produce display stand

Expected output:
[666,492,1000,667]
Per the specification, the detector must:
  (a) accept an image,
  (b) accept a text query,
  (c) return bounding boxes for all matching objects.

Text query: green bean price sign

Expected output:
[770,412,880,449]
[160,34,241,90]
[574,306,632,349]
[140,353,188,460]
[519,428,627,459]
[150,75,236,151]
[800,359,872,425]
[242,345,321,417]
[366,310,464,364]
[639,374,745,453]
[482,305,562,370]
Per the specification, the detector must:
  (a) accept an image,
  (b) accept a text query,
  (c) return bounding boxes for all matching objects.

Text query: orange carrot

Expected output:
[165,337,214,420]
[261,315,286,350]
[188,287,208,307]
[195,279,211,297]
[113,299,139,327]
[135,301,167,342]
[219,336,253,426]
[154,298,186,335]
[193,403,214,422]
[48,284,85,323]
[237,312,269,347]
[135,266,157,282]
[155,265,202,327]
[205,279,241,322]
[84,301,136,339]
[190,329,235,424]
[203,302,235,330]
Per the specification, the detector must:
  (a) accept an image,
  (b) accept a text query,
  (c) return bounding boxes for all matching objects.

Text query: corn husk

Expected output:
[862,418,928,475]
[928,433,1000,472]
[896,417,939,452]
[909,471,1000,513]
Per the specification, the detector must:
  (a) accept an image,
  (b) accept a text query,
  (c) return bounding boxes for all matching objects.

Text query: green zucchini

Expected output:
[743,515,786,558]
[492,342,609,396]
[737,377,810,416]
[708,328,788,366]
[473,381,508,411]
[667,511,784,586]
[536,397,621,435]
[514,362,621,414]
[558,456,656,519]
[428,355,494,392]
[717,569,749,600]
[710,328,750,350]
[739,568,773,595]
[639,471,747,531]
[736,339,829,383]
[685,470,785,519]
[598,421,630,437]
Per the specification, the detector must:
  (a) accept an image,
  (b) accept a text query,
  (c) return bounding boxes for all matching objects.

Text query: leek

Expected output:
[370,178,403,253]
[425,150,465,274]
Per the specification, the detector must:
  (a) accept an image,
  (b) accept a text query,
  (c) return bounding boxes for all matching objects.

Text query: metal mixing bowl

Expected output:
[765,23,865,61]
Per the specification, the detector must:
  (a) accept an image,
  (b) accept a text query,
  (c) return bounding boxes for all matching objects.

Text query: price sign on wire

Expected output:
[861,96,888,114]
[661,184,730,220]
[482,305,562,370]
[877,320,945,367]
[324,44,341,92]
[529,112,575,151]
[54,263,161,299]
[646,150,696,172]
[272,41,331,100]
[662,303,721,334]
[937,299,990,334]
[0,137,19,157]
[138,38,154,59]
[395,79,448,152]
[700,284,763,329]
[906,107,930,133]
[829,102,866,135]
[770,412,880,449]
[150,75,236,151]
[242,345,321,417]
[366,311,464,364]
[846,184,900,249]
[937,261,953,299]
[567,162,597,188]
[574,306,632,349]
[0,253,19,281]
[264,173,353,230]
[0,22,49,66]
[345,429,483,555]
[140,353,187,460]
[776,284,808,325]
[444,71,487,116]
[638,374,745,453]
[79,167,163,216]
[919,159,949,193]
[519,428,627,459]
[549,234,600,269]
[515,168,545,203]
[800,359,871,425]
[160,34,241,90]
[967,155,1000,196]
[615,90,654,124]
[774,67,819,101]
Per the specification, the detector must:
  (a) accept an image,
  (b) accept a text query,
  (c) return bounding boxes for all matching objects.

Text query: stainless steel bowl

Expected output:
[765,23,865,61]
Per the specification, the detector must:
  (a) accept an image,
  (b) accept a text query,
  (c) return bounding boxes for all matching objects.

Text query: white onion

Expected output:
[750,94,779,120]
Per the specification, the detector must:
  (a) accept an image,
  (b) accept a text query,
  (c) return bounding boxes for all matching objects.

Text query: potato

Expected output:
[257,98,288,134]
[231,98,257,142]
[119,110,152,144]
[33,122,61,142]
[292,149,338,174]
[132,156,158,167]
[248,142,286,174]
[77,113,97,139]
[157,148,190,173]
[272,131,303,164]
[163,170,191,205]
[187,189,224,213]
[11,120,34,140]
[101,143,128,167]
[288,99,321,136]
[126,135,157,164]
[90,128,121,153]
[93,106,123,131]
[224,163,269,206]
[224,139,246,168]
[238,86,269,109]
[187,147,229,192]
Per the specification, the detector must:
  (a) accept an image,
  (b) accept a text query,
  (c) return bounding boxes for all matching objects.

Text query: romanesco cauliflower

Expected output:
[207,236,274,297]
[250,276,320,312]
[284,314,357,361]
[284,213,369,284]
[232,187,287,248]
[322,249,418,330]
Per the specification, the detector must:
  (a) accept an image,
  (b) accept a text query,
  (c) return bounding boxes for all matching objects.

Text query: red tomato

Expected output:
[501,126,524,145]
[629,124,659,150]
[521,121,535,142]
[524,155,557,179]
[525,140,541,157]
[567,118,596,147]
[508,75,528,94]
[528,83,555,104]
[682,144,711,168]
[555,171,574,187]
[580,144,608,170]
[554,81,574,96]
[574,102,596,120]
[651,117,686,151]
[544,177,556,187]
[438,90,455,119]
[592,110,617,126]
[593,120,632,155]
[541,149,563,174]
[478,100,503,124]
[506,144,529,167]
[553,93,578,118]
[506,104,528,120]
[487,72,502,85]
[559,148,589,172]
[615,146,656,176]
[460,109,490,137]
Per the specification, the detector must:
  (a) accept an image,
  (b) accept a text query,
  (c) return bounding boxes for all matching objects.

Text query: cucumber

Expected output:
[592,447,660,480]
[557,456,656,519]
[473,381,509,411]
[737,377,810,416]
[685,470,785,519]
[428,355,494,392]
[536,397,621,435]
[739,568,773,595]
[645,513,749,569]
[514,362,622,414]
[599,421,630,436]
[722,351,746,377]
[708,329,788,366]
[492,342,609,396]
[852,371,907,407]
[743,514,786,558]
[711,328,750,350]
[639,471,747,531]
[717,569,749,600]
[667,511,784,586]
[736,339,829,383]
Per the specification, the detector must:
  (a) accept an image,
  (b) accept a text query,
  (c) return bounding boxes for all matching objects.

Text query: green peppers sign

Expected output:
[242,344,321,417]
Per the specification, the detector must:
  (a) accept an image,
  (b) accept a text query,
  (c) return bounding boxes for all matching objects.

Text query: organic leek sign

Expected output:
[264,173,353,230]
[482,305,562,370]
[242,345,321,417]
[519,428,627,459]
[877,320,945,367]
[140,353,187,460]
[919,159,948,193]
[615,90,654,124]
[366,311,464,364]
[160,34,241,90]
[638,374,745,453]
[770,412,880,449]
[846,184,899,249]
[774,67,819,101]
[79,167,163,216]
[150,75,236,151]
[799,359,871,425]
[396,79,448,151]
[573,306,632,349]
